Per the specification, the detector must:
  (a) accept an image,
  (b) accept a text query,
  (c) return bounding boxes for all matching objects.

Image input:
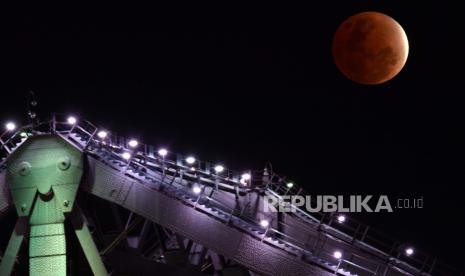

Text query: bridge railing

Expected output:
[1,114,461,276]
[268,176,464,275]
[118,153,391,275]
[87,141,406,275]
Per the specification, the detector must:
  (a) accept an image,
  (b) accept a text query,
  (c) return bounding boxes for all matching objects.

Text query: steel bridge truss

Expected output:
[0,114,459,276]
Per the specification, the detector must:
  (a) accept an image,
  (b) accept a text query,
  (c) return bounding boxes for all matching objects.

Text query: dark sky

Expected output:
[1,2,464,270]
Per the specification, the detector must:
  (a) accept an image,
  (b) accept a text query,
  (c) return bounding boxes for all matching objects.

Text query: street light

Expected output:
[337,215,346,223]
[286,182,294,188]
[333,251,342,259]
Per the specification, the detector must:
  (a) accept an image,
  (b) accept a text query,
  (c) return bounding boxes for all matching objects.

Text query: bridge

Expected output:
[0,114,458,275]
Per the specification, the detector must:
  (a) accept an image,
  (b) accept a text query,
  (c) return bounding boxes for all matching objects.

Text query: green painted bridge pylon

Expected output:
[0,135,108,276]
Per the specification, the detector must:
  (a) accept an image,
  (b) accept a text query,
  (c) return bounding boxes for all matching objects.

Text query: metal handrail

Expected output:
[0,114,460,276]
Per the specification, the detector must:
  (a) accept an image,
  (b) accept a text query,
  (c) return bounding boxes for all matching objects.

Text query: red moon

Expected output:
[332,11,409,85]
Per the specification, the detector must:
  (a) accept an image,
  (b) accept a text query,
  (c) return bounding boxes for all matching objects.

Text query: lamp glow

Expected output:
[67,116,77,125]
[128,139,138,148]
[158,148,168,157]
[97,131,108,139]
[405,248,414,256]
[241,173,251,181]
[214,165,224,173]
[333,251,342,259]
[286,182,294,188]
[186,156,196,164]
[122,152,131,160]
[337,215,346,223]
[260,220,269,228]
[5,122,16,131]
[193,186,202,194]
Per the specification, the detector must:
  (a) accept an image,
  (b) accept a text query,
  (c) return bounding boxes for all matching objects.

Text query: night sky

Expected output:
[1,2,464,269]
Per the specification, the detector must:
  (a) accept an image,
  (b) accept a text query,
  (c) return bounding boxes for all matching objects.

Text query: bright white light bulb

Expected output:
[128,139,138,148]
[405,248,414,256]
[286,182,294,188]
[193,186,202,194]
[214,165,224,173]
[241,173,251,181]
[260,220,269,228]
[186,156,196,164]
[97,131,108,139]
[158,148,168,157]
[67,116,77,125]
[5,122,16,131]
[337,215,346,223]
[122,152,131,160]
[333,251,342,259]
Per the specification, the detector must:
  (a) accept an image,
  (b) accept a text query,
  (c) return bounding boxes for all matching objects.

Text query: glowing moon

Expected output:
[332,11,409,85]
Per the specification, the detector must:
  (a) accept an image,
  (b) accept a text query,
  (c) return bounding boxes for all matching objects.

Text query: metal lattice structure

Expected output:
[0,114,460,275]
